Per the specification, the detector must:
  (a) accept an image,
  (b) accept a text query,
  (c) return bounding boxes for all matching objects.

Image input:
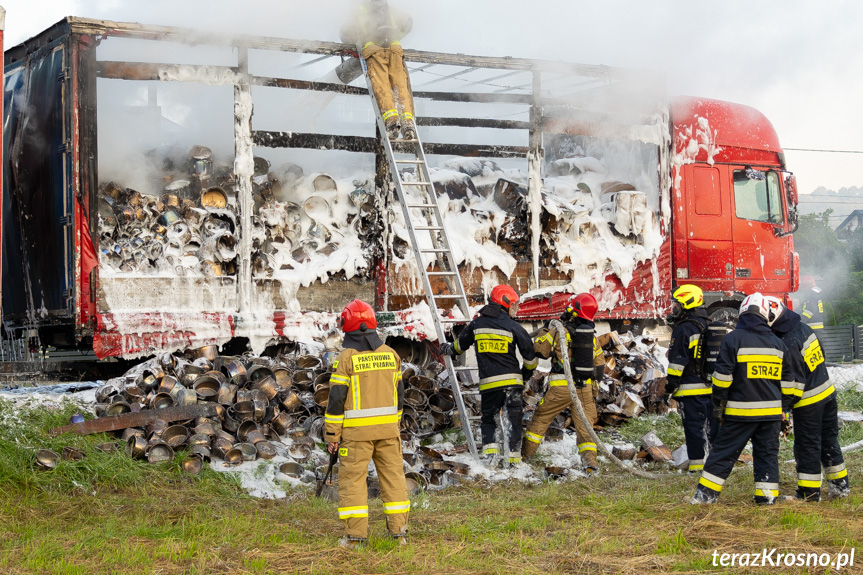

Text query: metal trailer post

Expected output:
[0,6,5,324]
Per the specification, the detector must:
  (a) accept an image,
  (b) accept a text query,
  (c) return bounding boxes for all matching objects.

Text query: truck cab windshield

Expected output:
[733,168,784,224]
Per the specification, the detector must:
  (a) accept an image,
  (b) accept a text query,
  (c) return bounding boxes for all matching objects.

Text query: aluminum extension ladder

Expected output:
[359,54,480,460]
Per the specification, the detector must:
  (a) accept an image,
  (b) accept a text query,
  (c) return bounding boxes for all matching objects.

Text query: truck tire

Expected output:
[709,306,739,329]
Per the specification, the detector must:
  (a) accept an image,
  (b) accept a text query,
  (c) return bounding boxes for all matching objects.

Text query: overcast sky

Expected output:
[3,0,861,195]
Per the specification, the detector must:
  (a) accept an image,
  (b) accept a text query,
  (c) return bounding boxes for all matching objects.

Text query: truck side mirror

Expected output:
[775,173,798,237]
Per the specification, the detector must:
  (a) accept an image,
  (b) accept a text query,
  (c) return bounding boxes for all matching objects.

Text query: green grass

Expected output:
[837,387,863,412]
[2,397,862,574]
[0,398,241,495]
[613,411,685,448]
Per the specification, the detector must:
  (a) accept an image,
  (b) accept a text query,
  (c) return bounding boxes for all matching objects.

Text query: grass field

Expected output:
[2,393,862,575]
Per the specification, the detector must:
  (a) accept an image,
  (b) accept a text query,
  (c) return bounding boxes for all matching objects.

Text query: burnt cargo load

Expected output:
[2,18,798,359]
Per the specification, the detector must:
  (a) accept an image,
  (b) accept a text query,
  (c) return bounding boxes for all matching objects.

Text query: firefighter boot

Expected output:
[581,449,598,473]
[384,117,401,140]
[401,117,417,141]
[481,443,500,465]
[339,536,367,549]
[690,484,719,505]
[828,476,850,499]
[388,531,408,546]
[522,435,541,458]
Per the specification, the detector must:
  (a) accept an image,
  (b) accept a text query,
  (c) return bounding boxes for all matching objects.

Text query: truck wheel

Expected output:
[709,306,739,329]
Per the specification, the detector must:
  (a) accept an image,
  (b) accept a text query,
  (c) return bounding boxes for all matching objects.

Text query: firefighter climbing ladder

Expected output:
[359,55,480,461]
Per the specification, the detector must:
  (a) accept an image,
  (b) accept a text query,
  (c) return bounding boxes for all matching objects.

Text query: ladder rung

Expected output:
[433,295,463,299]
[407,204,438,209]
[396,159,425,164]
[401,181,432,186]
[440,318,467,323]
[454,366,477,371]
[466,415,483,420]
[427,271,458,276]
[393,138,418,143]
[421,249,449,253]
[414,226,443,231]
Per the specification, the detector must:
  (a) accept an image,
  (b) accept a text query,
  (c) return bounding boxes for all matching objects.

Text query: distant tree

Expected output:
[794,210,848,277]
[793,210,856,326]
[845,225,863,272]
[830,272,863,326]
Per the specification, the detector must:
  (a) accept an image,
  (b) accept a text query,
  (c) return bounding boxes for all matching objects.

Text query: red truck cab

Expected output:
[670,97,798,315]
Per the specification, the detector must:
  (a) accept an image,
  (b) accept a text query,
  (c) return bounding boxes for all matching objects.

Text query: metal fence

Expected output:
[820,325,856,362]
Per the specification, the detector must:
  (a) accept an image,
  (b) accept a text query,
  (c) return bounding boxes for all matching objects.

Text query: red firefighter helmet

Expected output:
[340,299,377,332]
[567,293,598,321]
[489,285,520,309]
[800,275,817,291]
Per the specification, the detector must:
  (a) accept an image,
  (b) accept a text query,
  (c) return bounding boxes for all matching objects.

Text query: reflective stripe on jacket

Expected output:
[771,312,832,410]
[455,303,537,390]
[711,313,797,422]
[667,311,711,398]
[325,344,403,442]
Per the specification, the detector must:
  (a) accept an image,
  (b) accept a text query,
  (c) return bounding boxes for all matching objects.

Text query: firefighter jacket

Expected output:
[340,2,412,50]
[547,317,602,386]
[453,303,538,392]
[325,334,404,443]
[800,287,824,330]
[771,309,832,409]
[667,308,710,398]
[710,312,797,422]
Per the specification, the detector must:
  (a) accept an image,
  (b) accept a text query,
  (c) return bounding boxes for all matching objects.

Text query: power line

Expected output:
[798,198,863,202]
[785,148,863,154]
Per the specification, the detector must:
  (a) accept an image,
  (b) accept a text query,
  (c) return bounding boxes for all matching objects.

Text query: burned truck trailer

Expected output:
[1,18,799,360]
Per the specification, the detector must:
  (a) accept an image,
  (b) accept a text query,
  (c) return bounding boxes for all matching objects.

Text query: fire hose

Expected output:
[549,320,664,480]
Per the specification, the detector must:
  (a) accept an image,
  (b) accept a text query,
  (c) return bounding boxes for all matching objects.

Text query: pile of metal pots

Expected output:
[98,145,243,277]
[97,144,382,279]
[94,345,341,471]
[92,336,466,477]
[251,173,380,277]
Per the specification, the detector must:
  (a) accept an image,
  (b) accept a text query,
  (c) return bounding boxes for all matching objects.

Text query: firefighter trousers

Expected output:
[480,386,523,454]
[678,395,719,472]
[523,383,598,467]
[695,419,781,504]
[362,44,415,126]
[793,394,848,500]
[337,436,409,538]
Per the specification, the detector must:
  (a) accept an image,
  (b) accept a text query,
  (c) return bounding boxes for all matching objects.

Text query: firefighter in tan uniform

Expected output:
[341,0,416,140]
[325,299,408,548]
[523,293,605,472]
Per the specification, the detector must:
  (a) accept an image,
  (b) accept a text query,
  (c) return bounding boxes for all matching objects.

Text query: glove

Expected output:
[781,411,793,436]
[440,342,456,357]
[713,400,726,425]
[521,367,535,383]
[664,378,679,397]
[662,392,673,406]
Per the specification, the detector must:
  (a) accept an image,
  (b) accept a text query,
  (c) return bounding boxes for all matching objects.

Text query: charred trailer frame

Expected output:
[1,18,792,360]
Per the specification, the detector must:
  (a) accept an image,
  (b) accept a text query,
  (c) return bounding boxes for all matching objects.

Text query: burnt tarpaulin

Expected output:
[3,42,71,321]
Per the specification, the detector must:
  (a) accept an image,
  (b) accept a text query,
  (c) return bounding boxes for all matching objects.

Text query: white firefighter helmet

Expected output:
[740,293,784,326]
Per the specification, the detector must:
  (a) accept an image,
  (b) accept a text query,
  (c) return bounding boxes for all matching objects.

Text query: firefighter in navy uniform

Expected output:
[692,293,798,505]
[665,285,719,473]
[325,299,409,548]
[799,276,825,331]
[767,296,850,500]
[522,293,605,471]
[441,285,538,464]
